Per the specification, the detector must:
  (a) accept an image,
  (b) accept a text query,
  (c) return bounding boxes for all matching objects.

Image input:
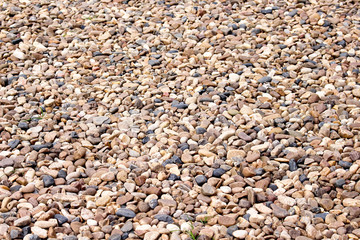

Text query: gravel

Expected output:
[0,0,359,239]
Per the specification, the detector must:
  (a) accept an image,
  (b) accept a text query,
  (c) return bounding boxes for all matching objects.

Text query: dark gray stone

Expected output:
[148,59,161,66]
[172,103,188,109]
[227,225,238,236]
[258,76,272,83]
[213,168,226,178]
[43,175,55,187]
[18,122,29,130]
[154,214,173,223]
[31,143,52,151]
[116,208,136,218]
[149,199,158,209]
[9,139,20,149]
[55,214,68,225]
[289,159,298,171]
[335,179,346,188]
[314,212,329,220]
[339,160,352,169]
[196,127,207,134]
[195,175,207,186]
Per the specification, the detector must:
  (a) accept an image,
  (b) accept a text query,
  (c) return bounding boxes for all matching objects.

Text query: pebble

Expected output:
[232,230,247,239]
[43,175,55,187]
[116,208,136,218]
[201,184,216,196]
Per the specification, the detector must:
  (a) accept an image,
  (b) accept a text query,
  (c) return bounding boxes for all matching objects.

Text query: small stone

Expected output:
[148,59,161,66]
[196,127,207,134]
[149,199,158,209]
[31,227,47,238]
[271,204,289,218]
[218,216,236,227]
[18,122,29,130]
[278,195,296,206]
[74,147,86,160]
[258,76,272,83]
[0,158,14,168]
[195,175,207,186]
[14,216,31,227]
[343,198,360,207]
[232,230,247,239]
[43,175,55,187]
[201,184,216,196]
[13,49,26,59]
[116,208,136,218]
[335,179,345,188]
[289,159,298,171]
[154,214,173,223]
[54,214,68,225]
[93,116,109,125]
[8,139,20,149]
[212,168,226,178]
[172,102,188,109]
[144,232,160,240]
[246,151,260,162]
[319,199,334,211]
[121,221,133,232]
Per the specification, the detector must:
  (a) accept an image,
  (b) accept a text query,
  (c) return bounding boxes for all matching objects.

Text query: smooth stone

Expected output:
[195,175,207,186]
[43,175,55,187]
[213,168,226,178]
[93,116,109,125]
[258,76,272,83]
[148,59,161,66]
[201,184,216,196]
[116,208,136,218]
[31,143,52,151]
[154,214,173,223]
[232,230,247,239]
[54,214,68,225]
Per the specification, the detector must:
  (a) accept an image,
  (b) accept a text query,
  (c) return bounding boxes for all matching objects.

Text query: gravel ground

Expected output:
[1,0,360,239]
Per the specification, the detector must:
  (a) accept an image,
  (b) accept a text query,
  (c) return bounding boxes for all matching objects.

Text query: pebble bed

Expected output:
[1,0,360,239]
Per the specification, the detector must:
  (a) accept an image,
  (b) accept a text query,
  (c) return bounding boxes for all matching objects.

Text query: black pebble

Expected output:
[195,175,207,186]
[168,174,180,181]
[335,179,346,188]
[227,225,238,236]
[142,136,150,144]
[299,174,309,183]
[196,127,207,134]
[54,214,68,225]
[154,214,173,223]
[18,122,29,130]
[57,169,67,179]
[43,175,55,187]
[213,168,226,178]
[339,160,352,169]
[269,183,278,191]
[314,212,329,220]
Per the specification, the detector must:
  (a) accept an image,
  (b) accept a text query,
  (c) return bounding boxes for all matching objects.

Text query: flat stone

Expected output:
[218,216,236,227]
[14,216,31,227]
[201,184,216,196]
[93,116,109,125]
[116,208,136,218]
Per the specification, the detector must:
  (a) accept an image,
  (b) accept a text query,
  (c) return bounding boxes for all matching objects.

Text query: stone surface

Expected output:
[0,1,359,239]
